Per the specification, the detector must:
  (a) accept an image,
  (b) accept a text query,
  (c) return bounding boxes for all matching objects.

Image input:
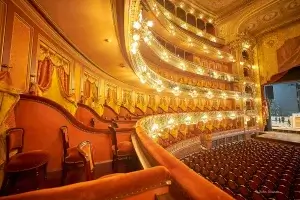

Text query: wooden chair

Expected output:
[1,128,49,195]
[77,141,95,181]
[60,126,84,185]
[108,125,134,173]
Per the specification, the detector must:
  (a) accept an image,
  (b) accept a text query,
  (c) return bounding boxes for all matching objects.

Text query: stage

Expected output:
[256,131,300,146]
[272,126,300,134]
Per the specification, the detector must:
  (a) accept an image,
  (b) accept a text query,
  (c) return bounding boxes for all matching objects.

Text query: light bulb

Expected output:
[133,21,141,29]
[147,21,154,27]
[133,34,140,41]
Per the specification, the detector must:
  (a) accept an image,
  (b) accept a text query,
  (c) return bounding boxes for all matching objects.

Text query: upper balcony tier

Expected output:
[142,10,235,63]
[141,32,238,83]
[144,0,225,45]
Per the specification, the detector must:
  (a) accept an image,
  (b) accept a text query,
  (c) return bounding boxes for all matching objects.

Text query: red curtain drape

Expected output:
[91,82,98,99]
[57,65,72,98]
[84,80,91,99]
[37,57,54,92]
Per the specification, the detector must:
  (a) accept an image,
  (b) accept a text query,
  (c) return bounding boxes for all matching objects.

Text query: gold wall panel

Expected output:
[0,1,6,63]
[74,62,82,102]
[7,14,32,92]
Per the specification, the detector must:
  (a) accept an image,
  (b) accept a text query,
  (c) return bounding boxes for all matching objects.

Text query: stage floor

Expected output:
[257,131,300,144]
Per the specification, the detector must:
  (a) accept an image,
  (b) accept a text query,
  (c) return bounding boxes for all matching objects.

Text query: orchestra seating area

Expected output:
[182,139,300,200]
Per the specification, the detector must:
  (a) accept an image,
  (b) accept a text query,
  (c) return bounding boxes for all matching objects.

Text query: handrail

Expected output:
[20,94,110,133]
[135,119,234,199]
[20,95,109,133]
[77,103,104,121]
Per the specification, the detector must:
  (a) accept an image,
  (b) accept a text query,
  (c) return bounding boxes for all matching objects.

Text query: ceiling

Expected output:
[238,0,300,36]
[180,0,300,40]
[185,0,254,18]
[31,0,152,90]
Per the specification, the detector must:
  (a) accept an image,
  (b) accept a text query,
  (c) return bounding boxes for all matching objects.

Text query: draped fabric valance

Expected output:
[37,57,72,98]
[264,65,300,85]
[277,35,300,73]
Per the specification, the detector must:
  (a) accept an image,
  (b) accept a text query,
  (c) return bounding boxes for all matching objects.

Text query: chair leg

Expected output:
[61,164,67,186]
[0,172,17,196]
[0,172,10,196]
[112,155,118,173]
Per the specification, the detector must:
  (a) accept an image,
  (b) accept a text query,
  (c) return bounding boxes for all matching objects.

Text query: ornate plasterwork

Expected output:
[214,0,300,43]
[186,0,254,17]
[238,0,300,36]
[257,21,300,84]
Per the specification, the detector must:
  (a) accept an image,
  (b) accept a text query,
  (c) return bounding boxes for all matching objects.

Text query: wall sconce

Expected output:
[1,64,11,72]
[70,88,75,95]
[30,74,36,83]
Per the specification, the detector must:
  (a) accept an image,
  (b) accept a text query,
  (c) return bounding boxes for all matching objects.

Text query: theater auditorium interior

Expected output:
[0,0,300,199]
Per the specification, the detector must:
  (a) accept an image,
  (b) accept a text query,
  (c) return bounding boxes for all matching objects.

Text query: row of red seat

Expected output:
[181,140,300,199]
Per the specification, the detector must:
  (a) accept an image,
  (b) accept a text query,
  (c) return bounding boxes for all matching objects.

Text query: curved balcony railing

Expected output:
[146,32,238,82]
[132,50,241,98]
[143,58,235,93]
[139,110,243,137]
[134,111,244,199]
[151,0,225,45]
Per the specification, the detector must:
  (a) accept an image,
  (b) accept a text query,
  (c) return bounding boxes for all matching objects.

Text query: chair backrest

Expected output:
[108,125,118,152]
[77,141,94,181]
[6,128,24,161]
[90,118,95,127]
[111,120,118,128]
[60,126,69,158]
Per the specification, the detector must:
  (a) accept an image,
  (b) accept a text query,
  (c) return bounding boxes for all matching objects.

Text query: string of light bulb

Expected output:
[129,11,241,98]
[144,31,239,82]
[132,50,241,99]
[139,110,243,138]
[149,0,222,45]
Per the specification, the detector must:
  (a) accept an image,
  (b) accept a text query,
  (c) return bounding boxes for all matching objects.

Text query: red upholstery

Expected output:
[112,141,134,155]
[5,150,49,172]
[65,147,83,164]
[0,166,171,200]
[7,130,23,153]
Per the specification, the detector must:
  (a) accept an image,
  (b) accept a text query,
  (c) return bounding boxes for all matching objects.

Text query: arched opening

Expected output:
[197,18,205,30]
[245,85,253,95]
[176,7,186,22]
[246,100,254,110]
[187,13,196,27]
[206,23,215,35]
[165,0,175,14]
[242,50,249,60]
[243,67,250,77]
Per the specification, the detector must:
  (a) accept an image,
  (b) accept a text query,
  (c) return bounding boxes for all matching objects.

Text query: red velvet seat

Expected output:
[252,190,266,200]
[1,128,49,195]
[223,187,235,197]
[64,147,82,164]
[108,125,134,173]
[228,180,238,192]
[238,185,250,197]
[235,194,247,200]
[5,150,49,172]
[60,126,85,185]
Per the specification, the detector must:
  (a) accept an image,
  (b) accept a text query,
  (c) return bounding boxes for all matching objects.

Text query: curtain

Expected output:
[57,65,72,98]
[37,57,54,92]
[84,80,91,99]
[91,83,98,100]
